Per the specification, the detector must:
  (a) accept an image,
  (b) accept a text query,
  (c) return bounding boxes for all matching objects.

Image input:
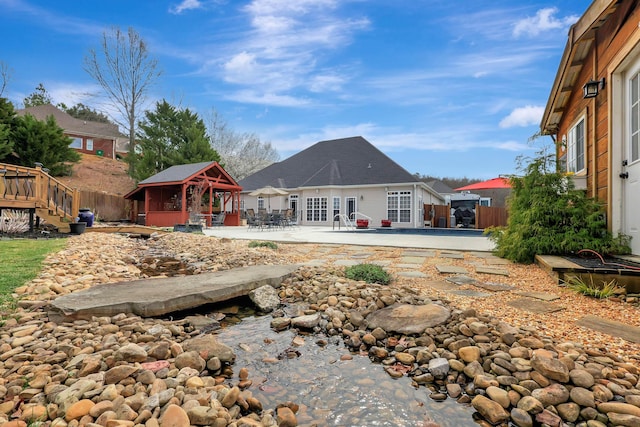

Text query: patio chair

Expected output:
[211,212,225,227]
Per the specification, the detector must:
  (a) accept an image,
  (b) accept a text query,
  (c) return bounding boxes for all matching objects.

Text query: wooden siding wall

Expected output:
[556,3,640,216]
[79,190,127,221]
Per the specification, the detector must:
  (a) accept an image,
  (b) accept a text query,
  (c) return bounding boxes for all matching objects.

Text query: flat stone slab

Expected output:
[397,271,428,278]
[507,297,564,314]
[576,315,640,343]
[333,260,360,266]
[401,256,426,264]
[473,282,515,292]
[439,251,464,259]
[424,280,459,291]
[475,266,510,276]
[448,290,491,298]
[446,275,477,285]
[365,303,450,334]
[48,264,300,322]
[371,260,392,266]
[403,250,436,257]
[513,291,560,301]
[301,259,326,267]
[350,253,373,259]
[486,258,512,265]
[436,265,469,274]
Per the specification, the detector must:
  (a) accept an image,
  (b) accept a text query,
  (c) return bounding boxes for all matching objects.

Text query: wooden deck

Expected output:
[0,162,79,232]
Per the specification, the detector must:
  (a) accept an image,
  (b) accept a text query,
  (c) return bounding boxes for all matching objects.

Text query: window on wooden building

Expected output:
[567,116,585,173]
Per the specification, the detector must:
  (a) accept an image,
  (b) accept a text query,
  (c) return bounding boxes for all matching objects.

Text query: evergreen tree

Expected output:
[0,98,16,159]
[11,114,80,176]
[23,83,53,107]
[58,102,113,124]
[488,150,630,263]
[129,100,219,182]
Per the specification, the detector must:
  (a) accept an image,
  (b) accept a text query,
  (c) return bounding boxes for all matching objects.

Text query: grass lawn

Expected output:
[0,238,67,310]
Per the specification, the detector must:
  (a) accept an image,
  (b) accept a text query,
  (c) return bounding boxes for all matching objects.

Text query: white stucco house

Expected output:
[239,136,444,228]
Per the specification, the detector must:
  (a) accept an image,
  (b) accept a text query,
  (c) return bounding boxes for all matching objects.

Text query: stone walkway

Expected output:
[299,245,640,345]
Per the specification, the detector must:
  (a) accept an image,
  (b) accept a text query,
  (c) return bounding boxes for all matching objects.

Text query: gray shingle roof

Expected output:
[239,136,420,191]
[17,104,122,139]
[139,161,216,185]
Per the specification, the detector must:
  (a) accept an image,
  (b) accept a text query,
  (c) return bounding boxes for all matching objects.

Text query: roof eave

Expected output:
[540,0,618,135]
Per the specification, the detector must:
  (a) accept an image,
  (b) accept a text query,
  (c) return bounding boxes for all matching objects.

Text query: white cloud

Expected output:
[499,105,544,128]
[169,0,203,15]
[513,7,578,38]
[224,89,309,107]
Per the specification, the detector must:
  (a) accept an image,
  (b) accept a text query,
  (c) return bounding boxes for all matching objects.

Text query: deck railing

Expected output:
[0,162,79,221]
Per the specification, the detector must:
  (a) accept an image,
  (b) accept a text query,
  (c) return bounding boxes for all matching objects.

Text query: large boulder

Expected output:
[365,303,450,335]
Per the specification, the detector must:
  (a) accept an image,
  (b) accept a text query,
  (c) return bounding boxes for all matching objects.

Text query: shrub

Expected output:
[344,263,391,285]
[486,150,631,263]
[565,275,622,299]
[248,240,278,250]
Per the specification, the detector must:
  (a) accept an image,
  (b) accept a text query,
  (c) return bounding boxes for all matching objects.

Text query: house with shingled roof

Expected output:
[240,136,444,228]
[17,104,127,159]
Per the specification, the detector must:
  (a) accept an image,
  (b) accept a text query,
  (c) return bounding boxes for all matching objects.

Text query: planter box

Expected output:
[356,219,369,229]
[381,219,392,227]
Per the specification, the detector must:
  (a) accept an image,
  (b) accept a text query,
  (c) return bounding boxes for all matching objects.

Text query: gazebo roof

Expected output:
[124,161,241,200]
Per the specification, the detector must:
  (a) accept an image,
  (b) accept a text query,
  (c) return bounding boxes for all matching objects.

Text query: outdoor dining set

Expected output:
[246,208,297,230]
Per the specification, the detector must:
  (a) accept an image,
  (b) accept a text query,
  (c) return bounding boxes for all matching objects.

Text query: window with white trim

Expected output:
[257,197,264,210]
[306,197,327,221]
[86,138,94,151]
[387,191,411,222]
[332,196,340,220]
[567,116,585,173]
[630,71,640,163]
[70,137,82,149]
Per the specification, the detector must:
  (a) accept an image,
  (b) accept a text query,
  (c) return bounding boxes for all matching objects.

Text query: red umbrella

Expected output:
[455,177,511,191]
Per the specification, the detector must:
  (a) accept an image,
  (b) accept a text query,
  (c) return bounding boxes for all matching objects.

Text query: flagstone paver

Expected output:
[397,271,428,278]
[333,260,360,267]
[475,266,510,276]
[513,291,560,301]
[440,251,464,259]
[446,275,477,285]
[576,315,640,343]
[436,265,469,274]
[507,298,564,314]
[423,280,459,291]
[401,256,427,264]
[403,250,436,257]
[473,282,515,292]
[486,258,512,265]
[448,290,492,298]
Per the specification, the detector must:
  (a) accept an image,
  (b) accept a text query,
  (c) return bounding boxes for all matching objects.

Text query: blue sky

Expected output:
[0,0,587,179]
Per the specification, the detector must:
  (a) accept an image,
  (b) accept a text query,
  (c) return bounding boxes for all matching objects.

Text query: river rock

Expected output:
[291,313,320,329]
[472,395,510,424]
[182,335,235,363]
[160,404,190,427]
[249,285,281,312]
[570,387,595,408]
[276,406,297,427]
[530,355,570,383]
[606,413,640,427]
[115,343,148,362]
[175,351,206,371]
[486,385,510,409]
[570,368,595,388]
[428,358,450,378]
[597,402,640,418]
[557,402,580,423]
[510,407,533,427]
[459,346,481,363]
[531,383,569,407]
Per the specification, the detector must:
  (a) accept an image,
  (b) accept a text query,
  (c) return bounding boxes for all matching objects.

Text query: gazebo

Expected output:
[124,161,242,227]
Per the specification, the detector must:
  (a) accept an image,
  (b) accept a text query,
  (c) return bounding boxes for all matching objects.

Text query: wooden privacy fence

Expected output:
[476,205,508,229]
[424,203,507,229]
[79,190,128,221]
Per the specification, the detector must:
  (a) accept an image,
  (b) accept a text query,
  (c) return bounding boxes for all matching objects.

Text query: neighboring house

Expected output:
[124,161,242,227]
[17,104,124,159]
[239,136,444,228]
[541,0,640,254]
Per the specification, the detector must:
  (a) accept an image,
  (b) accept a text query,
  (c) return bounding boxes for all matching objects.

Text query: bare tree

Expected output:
[0,61,12,97]
[206,109,279,181]
[84,26,161,174]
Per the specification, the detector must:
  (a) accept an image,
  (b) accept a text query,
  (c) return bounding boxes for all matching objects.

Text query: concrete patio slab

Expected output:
[576,315,640,343]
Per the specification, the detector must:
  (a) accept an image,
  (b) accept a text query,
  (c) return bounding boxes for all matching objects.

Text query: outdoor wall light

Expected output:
[583,77,605,99]
[360,195,364,201]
